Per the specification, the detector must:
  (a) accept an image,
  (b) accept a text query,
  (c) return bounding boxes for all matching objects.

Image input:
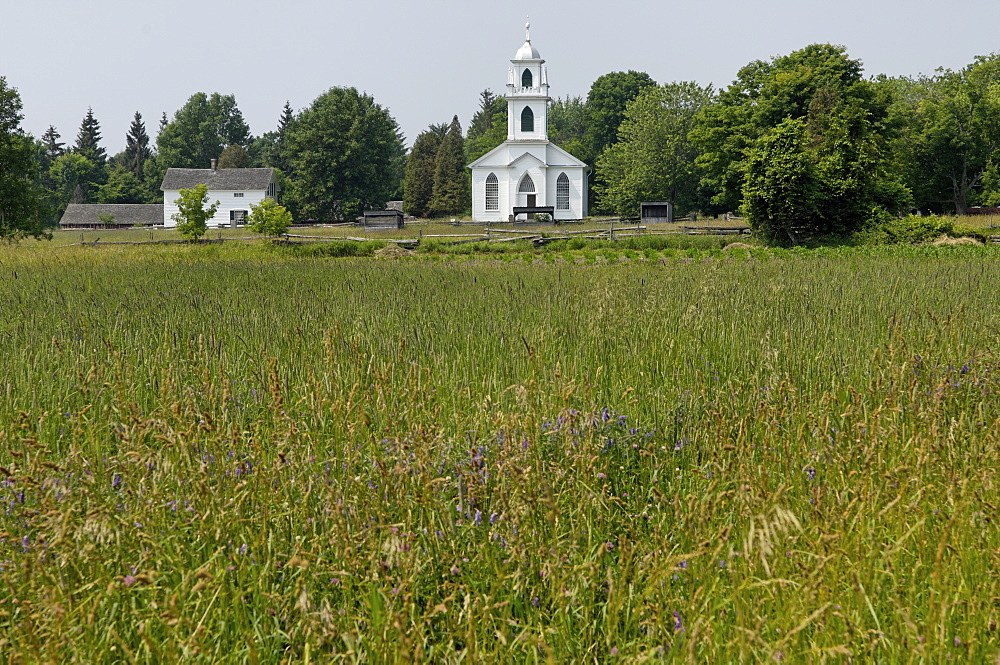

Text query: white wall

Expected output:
[163,190,270,228]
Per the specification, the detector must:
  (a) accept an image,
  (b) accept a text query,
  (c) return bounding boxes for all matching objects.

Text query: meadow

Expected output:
[1,240,999,662]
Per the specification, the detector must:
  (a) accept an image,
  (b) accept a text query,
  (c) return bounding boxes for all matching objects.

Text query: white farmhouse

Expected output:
[468,24,588,222]
[161,163,280,228]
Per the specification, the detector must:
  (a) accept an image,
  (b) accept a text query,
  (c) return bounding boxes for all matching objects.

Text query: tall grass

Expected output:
[0,243,999,661]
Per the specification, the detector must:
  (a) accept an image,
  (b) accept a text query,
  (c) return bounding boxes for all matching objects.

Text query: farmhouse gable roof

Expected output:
[160,168,276,191]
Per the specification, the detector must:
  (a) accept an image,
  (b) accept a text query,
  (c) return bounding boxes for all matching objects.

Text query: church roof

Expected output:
[514,21,541,60]
[468,141,589,170]
[515,40,541,60]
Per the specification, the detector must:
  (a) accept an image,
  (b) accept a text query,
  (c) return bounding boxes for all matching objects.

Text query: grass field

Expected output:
[1,241,1000,661]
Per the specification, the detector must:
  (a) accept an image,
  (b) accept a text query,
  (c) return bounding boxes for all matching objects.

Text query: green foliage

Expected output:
[584,70,656,164]
[467,89,504,143]
[246,197,292,237]
[157,92,251,169]
[41,125,64,161]
[97,213,115,226]
[290,239,385,257]
[852,214,954,244]
[595,82,715,217]
[171,183,219,240]
[217,144,251,169]
[73,106,107,165]
[96,164,149,204]
[902,54,1000,213]
[694,44,909,239]
[466,92,507,164]
[49,153,101,208]
[430,116,468,215]
[0,77,48,238]
[403,126,443,217]
[284,87,405,222]
[547,95,588,160]
[122,111,151,178]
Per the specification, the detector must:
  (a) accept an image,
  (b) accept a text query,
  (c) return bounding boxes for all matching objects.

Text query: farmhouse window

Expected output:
[556,173,570,210]
[485,173,499,211]
[234,192,244,198]
[521,107,534,133]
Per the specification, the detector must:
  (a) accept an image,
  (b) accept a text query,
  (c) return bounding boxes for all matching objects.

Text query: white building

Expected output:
[161,165,280,228]
[468,25,589,222]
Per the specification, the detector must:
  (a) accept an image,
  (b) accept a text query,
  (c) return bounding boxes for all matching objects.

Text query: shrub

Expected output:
[852,215,954,245]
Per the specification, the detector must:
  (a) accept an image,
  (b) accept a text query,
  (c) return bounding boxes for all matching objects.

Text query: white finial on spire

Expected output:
[525,17,530,42]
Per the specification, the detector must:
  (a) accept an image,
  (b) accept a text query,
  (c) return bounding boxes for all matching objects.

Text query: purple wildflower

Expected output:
[673,611,685,633]
[123,575,137,587]
[474,510,482,527]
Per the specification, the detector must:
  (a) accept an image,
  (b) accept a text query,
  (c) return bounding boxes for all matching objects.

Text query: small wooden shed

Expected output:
[363,210,404,229]
[640,202,673,225]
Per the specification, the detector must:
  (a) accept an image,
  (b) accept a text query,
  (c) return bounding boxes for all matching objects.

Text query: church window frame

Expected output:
[485,173,499,211]
[518,173,535,193]
[521,106,534,133]
[522,68,533,88]
[556,173,570,210]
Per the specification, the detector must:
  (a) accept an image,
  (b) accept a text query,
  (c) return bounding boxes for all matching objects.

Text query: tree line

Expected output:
[3,42,1000,240]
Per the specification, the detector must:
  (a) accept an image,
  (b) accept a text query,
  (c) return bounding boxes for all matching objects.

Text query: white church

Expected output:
[468,25,589,222]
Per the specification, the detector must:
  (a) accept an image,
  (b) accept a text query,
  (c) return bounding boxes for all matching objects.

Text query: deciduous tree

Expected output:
[246,197,293,237]
[172,184,219,240]
[158,92,251,169]
[218,144,251,169]
[0,77,47,239]
[596,82,714,217]
[584,71,656,163]
[693,44,908,239]
[284,87,404,221]
[907,55,1000,213]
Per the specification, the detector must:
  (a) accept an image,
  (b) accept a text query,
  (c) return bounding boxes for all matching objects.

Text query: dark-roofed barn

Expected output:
[60,204,165,229]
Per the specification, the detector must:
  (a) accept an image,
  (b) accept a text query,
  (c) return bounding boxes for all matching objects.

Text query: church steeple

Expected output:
[506,20,549,141]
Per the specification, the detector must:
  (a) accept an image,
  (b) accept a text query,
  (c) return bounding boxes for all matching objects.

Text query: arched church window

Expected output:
[556,173,570,210]
[521,107,534,133]
[485,173,499,211]
[518,174,535,193]
[522,68,533,88]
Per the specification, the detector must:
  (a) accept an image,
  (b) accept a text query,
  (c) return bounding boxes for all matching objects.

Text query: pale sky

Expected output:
[3,0,998,154]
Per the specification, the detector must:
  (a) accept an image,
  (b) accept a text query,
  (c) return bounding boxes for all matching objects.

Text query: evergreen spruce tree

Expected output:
[158,112,168,135]
[402,127,443,217]
[273,101,294,173]
[123,111,152,178]
[41,125,64,160]
[74,107,106,165]
[429,116,467,216]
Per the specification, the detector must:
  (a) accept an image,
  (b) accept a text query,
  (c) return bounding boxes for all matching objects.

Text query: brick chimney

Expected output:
[210,158,217,170]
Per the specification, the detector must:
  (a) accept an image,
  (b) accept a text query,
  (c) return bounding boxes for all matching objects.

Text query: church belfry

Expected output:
[468,22,588,222]
[506,21,549,141]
